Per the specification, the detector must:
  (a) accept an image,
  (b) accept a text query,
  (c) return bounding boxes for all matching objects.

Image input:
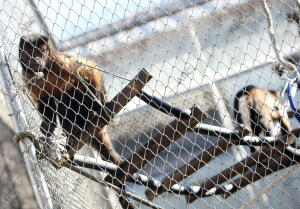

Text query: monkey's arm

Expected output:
[38,96,57,137]
[93,125,123,164]
[78,62,123,164]
[260,107,277,136]
[238,96,253,132]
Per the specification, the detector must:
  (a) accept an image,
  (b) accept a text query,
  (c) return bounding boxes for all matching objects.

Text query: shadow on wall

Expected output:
[0,117,37,209]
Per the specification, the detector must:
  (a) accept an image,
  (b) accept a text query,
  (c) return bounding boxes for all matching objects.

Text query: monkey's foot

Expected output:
[40,135,67,162]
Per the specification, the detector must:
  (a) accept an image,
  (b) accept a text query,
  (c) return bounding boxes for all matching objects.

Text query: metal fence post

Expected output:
[0,48,53,209]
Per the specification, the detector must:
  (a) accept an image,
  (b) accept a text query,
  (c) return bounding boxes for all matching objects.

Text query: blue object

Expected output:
[287,77,300,123]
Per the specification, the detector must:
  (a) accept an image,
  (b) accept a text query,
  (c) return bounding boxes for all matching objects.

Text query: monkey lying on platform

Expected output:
[19,34,122,164]
[234,85,292,152]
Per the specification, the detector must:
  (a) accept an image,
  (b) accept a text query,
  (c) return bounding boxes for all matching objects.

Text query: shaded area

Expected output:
[0,116,37,209]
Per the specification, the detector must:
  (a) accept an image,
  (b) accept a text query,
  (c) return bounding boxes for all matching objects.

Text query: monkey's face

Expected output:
[287,12,300,24]
[19,35,50,73]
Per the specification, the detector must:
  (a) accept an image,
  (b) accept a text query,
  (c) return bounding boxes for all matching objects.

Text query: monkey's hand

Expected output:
[272,62,285,77]
[236,124,252,137]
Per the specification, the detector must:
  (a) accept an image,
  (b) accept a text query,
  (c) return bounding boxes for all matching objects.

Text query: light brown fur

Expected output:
[234,86,291,152]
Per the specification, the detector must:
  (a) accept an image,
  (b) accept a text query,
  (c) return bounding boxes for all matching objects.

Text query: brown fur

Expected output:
[234,85,291,152]
[19,34,121,164]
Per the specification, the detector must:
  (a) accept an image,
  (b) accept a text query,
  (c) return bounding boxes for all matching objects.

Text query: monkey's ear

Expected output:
[38,35,49,46]
[19,36,26,48]
[270,90,280,99]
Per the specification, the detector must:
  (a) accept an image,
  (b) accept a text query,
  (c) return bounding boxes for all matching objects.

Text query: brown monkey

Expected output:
[19,34,122,164]
[234,85,291,152]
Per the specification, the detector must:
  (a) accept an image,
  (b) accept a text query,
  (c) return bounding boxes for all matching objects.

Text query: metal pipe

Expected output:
[222,154,299,200]
[58,0,208,51]
[0,48,53,209]
[105,106,207,185]
[187,130,300,203]
[73,155,210,196]
[186,145,300,202]
[193,123,294,146]
[137,90,191,120]
[147,128,299,200]
[63,162,163,209]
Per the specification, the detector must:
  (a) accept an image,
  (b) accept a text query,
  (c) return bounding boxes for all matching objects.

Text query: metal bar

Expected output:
[162,154,299,200]
[193,123,238,137]
[26,0,58,49]
[106,68,152,116]
[193,123,294,146]
[66,68,152,159]
[285,145,300,156]
[184,157,292,199]
[73,155,207,196]
[222,154,299,200]
[237,135,284,146]
[137,90,191,120]
[145,125,251,200]
[145,134,235,200]
[185,147,300,201]
[0,48,53,209]
[139,90,292,128]
[186,129,300,202]
[105,106,207,185]
[147,128,299,200]
[63,162,163,209]
[187,147,281,202]
[58,0,207,51]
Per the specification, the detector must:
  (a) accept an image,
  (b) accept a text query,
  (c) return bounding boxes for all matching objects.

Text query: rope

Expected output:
[287,76,300,123]
[76,75,112,121]
[76,60,130,81]
[13,131,35,144]
[13,131,43,156]
[13,130,71,164]
[76,61,192,120]
[76,61,128,124]
[261,0,297,73]
[260,0,299,124]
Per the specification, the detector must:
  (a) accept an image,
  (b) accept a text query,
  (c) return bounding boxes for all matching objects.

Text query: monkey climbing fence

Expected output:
[0,0,300,209]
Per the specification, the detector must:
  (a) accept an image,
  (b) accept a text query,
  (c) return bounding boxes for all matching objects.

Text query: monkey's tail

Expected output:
[233,85,256,124]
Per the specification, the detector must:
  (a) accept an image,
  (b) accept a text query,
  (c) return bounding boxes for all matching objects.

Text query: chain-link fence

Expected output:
[0,0,300,208]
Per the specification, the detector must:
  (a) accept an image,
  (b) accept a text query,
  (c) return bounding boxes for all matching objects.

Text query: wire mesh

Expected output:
[0,0,300,208]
